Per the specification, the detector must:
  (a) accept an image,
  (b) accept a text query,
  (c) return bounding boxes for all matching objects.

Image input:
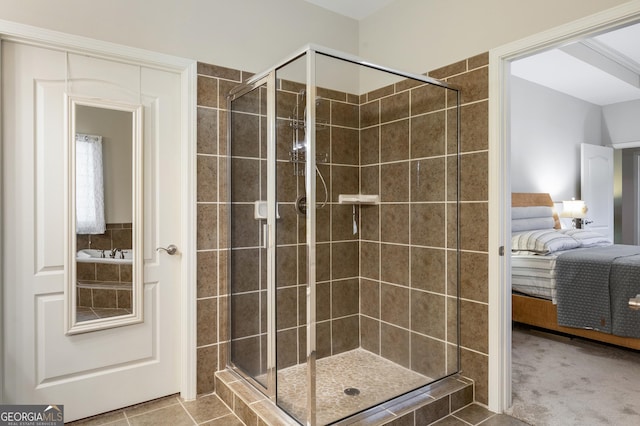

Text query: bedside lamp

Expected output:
[560,199,588,229]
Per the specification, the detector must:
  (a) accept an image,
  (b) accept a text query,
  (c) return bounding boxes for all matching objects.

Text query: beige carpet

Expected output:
[506,324,640,425]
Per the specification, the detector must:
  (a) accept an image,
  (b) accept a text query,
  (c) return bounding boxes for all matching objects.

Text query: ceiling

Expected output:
[302,0,396,20]
[511,22,640,106]
[303,1,640,106]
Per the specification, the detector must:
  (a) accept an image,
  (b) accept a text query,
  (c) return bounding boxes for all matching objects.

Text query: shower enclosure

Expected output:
[228,45,460,425]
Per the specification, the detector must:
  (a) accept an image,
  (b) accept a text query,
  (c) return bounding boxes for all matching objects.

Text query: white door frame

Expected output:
[0,19,198,403]
[488,0,640,413]
[634,152,640,244]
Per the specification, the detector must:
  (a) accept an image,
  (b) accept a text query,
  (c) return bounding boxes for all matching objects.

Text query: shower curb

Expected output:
[215,369,474,425]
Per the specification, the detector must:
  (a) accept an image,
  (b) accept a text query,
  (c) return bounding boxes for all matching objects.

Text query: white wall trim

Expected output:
[611,140,640,149]
[0,18,193,71]
[488,0,640,413]
[181,60,198,401]
[634,152,640,245]
[488,46,512,414]
[0,39,4,405]
[0,18,197,403]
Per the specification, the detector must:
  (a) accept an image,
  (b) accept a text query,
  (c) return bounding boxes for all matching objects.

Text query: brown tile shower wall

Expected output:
[315,88,363,360]
[358,76,458,381]
[195,52,490,403]
[196,62,252,394]
[274,81,363,369]
[428,52,489,404]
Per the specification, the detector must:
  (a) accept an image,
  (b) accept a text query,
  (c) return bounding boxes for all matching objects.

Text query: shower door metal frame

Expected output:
[304,50,318,426]
[265,70,278,401]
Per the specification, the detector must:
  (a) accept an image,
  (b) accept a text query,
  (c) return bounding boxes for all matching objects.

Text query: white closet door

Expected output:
[581,143,614,241]
[2,41,182,422]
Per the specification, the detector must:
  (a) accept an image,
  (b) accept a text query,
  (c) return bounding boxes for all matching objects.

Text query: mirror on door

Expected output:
[66,95,144,335]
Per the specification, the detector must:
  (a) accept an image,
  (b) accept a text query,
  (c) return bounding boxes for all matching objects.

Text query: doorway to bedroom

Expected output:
[509,23,640,244]
[489,2,640,423]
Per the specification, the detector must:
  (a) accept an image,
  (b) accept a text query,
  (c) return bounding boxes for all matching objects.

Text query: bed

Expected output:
[511,192,640,350]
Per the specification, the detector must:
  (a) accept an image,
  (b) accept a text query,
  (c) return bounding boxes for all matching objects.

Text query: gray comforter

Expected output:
[556,245,640,338]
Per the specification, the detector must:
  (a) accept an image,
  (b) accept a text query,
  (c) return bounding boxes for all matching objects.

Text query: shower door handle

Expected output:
[157,244,178,255]
[263,224,268,249]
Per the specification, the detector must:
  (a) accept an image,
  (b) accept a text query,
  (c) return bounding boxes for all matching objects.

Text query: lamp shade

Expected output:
[561,199,587,218]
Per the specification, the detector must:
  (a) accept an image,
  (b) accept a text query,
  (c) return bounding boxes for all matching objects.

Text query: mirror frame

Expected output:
[64,95,144,335]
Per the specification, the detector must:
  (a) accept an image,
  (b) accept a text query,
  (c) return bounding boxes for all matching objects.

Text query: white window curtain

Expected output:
[76,133,106,234]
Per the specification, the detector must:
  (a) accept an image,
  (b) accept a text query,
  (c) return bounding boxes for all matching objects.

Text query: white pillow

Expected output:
[558,229,612,248]
[511,206,555,232]
[511,217,555,232]
[512,229,581,254]
[512,206,554,220]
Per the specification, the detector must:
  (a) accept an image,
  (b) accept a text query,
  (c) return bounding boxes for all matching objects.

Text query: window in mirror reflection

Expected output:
[76,134,106,234]
[75,105,134,323]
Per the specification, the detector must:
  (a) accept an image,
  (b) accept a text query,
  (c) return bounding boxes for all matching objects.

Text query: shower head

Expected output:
[292,141,306,152]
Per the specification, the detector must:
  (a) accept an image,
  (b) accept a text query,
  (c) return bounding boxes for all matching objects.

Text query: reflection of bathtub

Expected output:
[76,249,133,265]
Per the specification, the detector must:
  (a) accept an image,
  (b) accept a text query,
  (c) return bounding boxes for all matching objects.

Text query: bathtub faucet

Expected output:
[110,248,121,258]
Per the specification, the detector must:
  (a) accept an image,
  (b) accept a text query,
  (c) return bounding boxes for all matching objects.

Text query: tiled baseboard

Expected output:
[215,369,474,425]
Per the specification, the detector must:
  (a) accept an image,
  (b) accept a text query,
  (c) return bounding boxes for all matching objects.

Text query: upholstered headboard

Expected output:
[512,192,561,230]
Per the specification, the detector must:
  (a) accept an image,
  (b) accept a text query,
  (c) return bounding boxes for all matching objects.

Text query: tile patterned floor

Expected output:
[66,393,243,425]
[67,353,528,426]
[67,393,527,425]
[434,404,530,425]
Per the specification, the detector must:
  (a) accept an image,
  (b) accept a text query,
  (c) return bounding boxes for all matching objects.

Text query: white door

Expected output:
[2,41,182,421]
[581,143,614,241]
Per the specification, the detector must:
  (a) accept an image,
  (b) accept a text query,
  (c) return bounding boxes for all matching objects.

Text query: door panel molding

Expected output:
[37,286,157,383]
[581,143,614,241]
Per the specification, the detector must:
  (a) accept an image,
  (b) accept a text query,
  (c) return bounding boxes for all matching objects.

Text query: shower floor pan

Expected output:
[275,348,432,425]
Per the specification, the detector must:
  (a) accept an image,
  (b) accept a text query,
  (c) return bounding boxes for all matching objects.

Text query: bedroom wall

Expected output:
[511,76,640,242]
[510,76,603,202]
[603,100,640,145]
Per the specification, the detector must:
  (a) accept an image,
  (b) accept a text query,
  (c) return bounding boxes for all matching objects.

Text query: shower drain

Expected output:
[343,387,360,396]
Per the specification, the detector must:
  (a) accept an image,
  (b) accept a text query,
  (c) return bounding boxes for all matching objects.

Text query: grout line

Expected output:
[121,397,183,423]
[176,398,198,425]
[122,410,132,425]
[451,415,475,426]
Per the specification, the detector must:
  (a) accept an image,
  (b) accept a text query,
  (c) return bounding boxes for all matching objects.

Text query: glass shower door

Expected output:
[273,53,312,424]
[229,45,460,426]
[228,79,272,392]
